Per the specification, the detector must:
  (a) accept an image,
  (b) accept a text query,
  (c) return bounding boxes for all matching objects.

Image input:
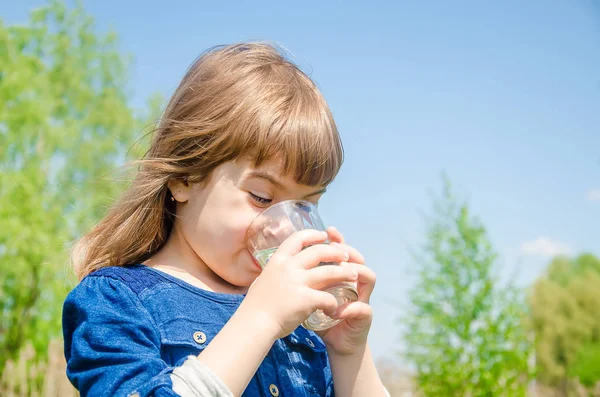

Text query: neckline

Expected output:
[132,263,247,304]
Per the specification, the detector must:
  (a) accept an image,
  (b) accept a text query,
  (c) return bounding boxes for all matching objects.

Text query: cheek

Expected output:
[188,195,259,255]
[218,215,253,247]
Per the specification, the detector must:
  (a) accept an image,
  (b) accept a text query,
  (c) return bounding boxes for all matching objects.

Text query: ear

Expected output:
[167,177,192,203]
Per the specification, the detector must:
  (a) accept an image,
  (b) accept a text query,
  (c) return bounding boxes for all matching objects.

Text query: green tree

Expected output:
[528,254,600,390]
[0,0,160,372]
[403,179,533,396]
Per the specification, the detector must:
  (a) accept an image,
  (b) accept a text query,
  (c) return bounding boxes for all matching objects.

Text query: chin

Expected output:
[239,274,259,288]
[225,271,257,289]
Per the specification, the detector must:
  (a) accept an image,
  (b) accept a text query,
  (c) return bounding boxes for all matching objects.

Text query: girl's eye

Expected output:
[249,192,272,205]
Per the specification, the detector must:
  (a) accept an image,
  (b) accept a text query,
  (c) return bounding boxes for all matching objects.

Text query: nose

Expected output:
[262,216,296,243]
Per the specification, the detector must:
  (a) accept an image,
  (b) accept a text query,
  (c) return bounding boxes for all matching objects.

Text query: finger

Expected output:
[273,229,328,260]
[304,264,358,290]
[309,289,340,317]
[329,242,364,264]
[291,244,349,270]
[339,262,376,303]
[332,301,373,324]
[326,226,345,244]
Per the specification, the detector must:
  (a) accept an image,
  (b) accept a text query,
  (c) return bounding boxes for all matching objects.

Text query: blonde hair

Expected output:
[72,42,344,280]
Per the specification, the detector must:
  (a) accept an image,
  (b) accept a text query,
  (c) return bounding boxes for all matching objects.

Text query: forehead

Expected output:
[249,157,285,176]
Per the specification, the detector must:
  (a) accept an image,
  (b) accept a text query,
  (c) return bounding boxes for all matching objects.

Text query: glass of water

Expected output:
[245,200,358,331]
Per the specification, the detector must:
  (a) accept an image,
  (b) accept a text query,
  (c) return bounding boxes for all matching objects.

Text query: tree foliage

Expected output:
[403,178,533,396]
[0,0,160,371]
[528,253,600,388]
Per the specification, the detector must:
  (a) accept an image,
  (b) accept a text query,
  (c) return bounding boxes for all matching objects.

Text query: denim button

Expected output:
[269,384,279,396]
[305,337,315,348]
[193,331,207,344]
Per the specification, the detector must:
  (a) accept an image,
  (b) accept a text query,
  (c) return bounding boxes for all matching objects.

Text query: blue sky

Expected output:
[4,0,600,363]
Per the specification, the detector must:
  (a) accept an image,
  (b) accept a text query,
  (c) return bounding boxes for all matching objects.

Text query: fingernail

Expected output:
[343,252,350,261]
[331,309,340,319]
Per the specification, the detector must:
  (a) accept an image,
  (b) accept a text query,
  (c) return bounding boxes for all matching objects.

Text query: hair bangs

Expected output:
[242,86,343,187]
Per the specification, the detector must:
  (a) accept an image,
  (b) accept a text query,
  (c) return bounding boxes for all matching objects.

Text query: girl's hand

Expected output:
[243,229,359,339]
[316,227,376,357]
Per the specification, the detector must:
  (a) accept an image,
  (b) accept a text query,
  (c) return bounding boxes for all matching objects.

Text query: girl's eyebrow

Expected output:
[304,188,327,198]
[247,170,327,197]
[247,171,285,189]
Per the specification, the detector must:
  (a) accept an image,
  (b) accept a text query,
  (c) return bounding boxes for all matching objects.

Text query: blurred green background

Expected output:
[1,1,599,396]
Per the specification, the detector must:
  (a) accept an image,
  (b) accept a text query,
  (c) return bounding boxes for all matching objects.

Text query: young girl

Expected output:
[63,42,388,397]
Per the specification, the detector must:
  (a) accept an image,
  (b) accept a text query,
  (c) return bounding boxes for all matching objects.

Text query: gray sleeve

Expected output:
[170,356,234,397]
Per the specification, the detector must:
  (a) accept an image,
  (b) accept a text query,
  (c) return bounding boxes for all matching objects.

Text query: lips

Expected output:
[251,257,263,271]
[244,249,263,271]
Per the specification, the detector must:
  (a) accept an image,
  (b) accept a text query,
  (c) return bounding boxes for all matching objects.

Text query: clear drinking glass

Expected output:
[245,200,358,331]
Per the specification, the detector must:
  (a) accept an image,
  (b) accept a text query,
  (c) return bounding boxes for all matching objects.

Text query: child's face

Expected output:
[171,156,327,289]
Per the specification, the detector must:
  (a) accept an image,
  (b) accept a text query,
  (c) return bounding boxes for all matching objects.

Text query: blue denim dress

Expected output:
[62,264,335,397]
